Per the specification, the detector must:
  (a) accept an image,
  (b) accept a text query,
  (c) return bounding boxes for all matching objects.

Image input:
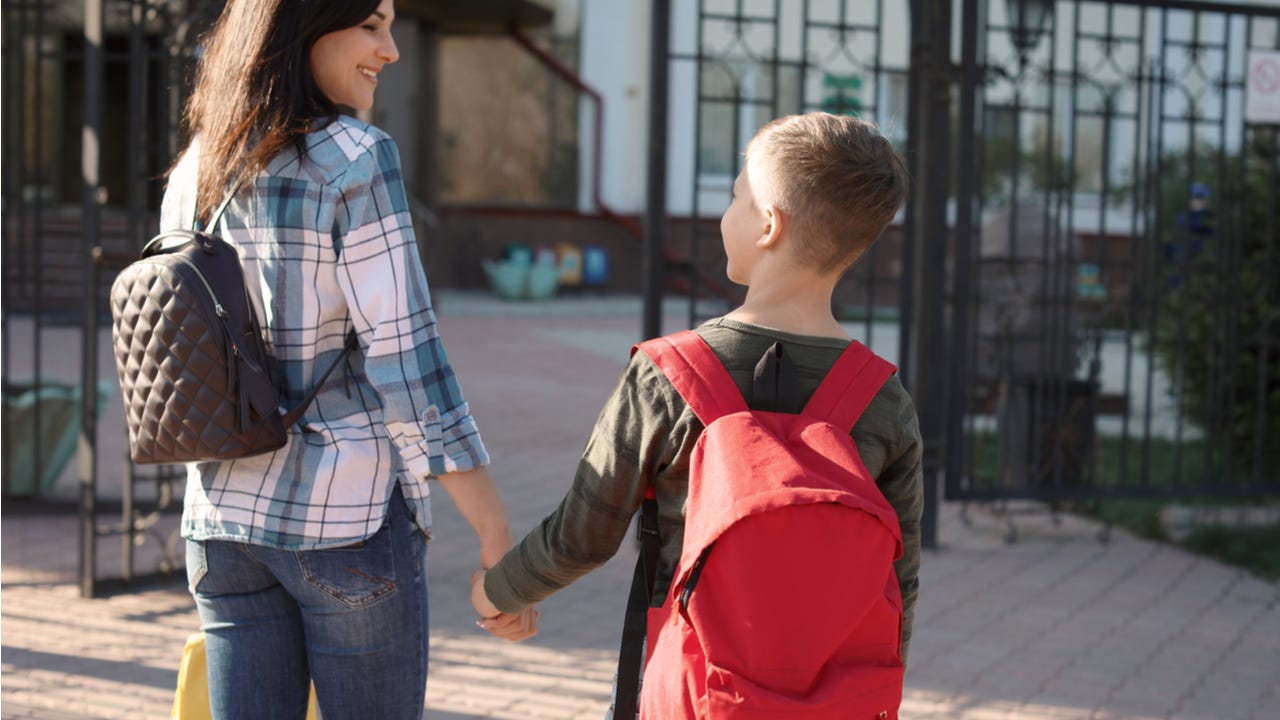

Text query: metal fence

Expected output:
[4,0,1279,596]
[666,0,913,344]
[948,0,1280,502]
[670,0,1280,513]
[2,0,213,595]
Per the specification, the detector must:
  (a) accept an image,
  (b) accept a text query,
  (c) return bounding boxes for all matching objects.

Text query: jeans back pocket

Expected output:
[295,525,398,609]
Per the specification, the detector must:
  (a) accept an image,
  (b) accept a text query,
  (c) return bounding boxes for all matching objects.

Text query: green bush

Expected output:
[1150,131,1280,480]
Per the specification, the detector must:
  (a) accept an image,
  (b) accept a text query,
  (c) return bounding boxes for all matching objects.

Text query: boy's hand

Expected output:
[471,570,539,641]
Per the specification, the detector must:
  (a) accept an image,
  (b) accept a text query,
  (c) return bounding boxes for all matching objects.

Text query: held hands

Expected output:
[438,467,536,640]
[471,569,539,642]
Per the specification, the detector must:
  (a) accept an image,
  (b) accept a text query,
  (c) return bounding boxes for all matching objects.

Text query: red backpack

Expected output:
[626,331,904,719]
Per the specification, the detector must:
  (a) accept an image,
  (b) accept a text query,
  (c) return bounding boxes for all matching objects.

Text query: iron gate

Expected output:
[948,0,1280,502]
[1,0,217,595]
[666,0,915,357]
[664,0,950,544]
[6,0,1280,597]
[670,0,1280,509]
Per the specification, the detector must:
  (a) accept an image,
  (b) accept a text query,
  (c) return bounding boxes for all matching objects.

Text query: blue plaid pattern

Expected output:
[162,117,488,549]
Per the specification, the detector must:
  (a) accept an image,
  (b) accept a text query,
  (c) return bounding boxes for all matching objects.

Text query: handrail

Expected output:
[507,26,735,302]
[508,26,612,228]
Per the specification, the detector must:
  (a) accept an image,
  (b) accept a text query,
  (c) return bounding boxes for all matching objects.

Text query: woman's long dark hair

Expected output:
[182,0,382,223]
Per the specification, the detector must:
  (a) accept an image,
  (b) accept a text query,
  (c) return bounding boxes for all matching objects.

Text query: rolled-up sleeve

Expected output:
[331,135,488,480]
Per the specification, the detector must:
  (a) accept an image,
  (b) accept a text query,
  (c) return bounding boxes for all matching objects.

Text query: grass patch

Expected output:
[1180,525,1280,581]
[1087,497,1166,540]
[964,431,1280,580]
[1082,496,1280,581]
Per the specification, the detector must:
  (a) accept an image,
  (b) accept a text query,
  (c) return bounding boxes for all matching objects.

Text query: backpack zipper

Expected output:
[165,254,232,338]
[679,550,710,611]
[159,253,250,430]
[134,252,234,361]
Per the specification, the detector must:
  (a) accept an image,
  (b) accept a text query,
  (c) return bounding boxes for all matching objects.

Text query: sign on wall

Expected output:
[1246,49,1280,124]
[822,73,864,116]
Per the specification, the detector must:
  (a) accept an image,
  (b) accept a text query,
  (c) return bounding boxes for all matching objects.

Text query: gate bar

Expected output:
[642,0,671,341]
[78,0,105,599]
[946,0,982,503]
[1100,0,1280,17]
[907,0,953,550]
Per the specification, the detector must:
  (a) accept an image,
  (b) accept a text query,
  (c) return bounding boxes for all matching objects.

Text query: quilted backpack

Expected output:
[108,191,354,464]
[616,330,905,719]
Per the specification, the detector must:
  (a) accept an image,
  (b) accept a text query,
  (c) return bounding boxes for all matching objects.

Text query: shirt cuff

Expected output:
[400,448,435,484]
[434,407,490,475]
[484,561,529,615]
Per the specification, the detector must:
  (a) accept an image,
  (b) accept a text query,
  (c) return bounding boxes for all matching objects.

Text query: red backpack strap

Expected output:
[802,340,896,433]
[634,331,747,426]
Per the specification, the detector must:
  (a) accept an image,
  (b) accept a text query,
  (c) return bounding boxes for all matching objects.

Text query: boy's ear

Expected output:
[758,204,788,249]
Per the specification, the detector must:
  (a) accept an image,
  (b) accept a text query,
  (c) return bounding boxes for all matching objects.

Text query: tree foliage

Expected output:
[1151,130,1280,479]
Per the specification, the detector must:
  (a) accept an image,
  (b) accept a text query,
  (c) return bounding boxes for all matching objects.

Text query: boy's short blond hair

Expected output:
[746,113,908,272]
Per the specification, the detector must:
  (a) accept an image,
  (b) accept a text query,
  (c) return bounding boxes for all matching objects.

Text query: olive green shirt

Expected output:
[485,317,924,659]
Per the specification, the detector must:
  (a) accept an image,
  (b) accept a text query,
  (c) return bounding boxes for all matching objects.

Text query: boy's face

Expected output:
[721,155,769,285]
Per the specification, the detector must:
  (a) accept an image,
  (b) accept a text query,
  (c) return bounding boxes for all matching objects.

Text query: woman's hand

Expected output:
[479,535,513,573]
[472,569,539,641]
[470,569,502,618]
[480,607,540,642]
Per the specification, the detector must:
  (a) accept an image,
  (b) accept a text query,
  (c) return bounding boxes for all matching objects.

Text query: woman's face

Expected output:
[310,0,399,111]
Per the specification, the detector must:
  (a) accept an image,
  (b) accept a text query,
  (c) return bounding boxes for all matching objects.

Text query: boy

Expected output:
[473,112,921,684]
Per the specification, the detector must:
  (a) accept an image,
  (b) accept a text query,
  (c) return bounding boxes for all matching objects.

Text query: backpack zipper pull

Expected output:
[679,553,709,611]
[223,335,246,433]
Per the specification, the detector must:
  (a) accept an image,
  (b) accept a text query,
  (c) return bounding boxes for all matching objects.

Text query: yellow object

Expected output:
[555,242,583,286]
[173,632,319,720]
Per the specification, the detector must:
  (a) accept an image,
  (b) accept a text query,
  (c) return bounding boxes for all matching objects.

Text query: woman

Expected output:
[169,2,530,717]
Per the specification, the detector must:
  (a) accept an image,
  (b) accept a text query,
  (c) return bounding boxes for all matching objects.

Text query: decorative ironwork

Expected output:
[949,0,1280,503]
[1006,0,1054,54]
[2,0,216,596]
[668,0,911,349]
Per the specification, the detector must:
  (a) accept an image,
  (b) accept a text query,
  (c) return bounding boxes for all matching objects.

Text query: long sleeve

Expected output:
[485,353,685,613]
[177,117,487,549]
[874,389,924,663]
[332,136,487,481]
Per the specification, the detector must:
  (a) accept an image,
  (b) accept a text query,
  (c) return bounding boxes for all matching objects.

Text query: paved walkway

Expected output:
[3,293,1278,719]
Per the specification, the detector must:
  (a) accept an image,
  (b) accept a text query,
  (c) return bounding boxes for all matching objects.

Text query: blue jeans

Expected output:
[186,485,429,720]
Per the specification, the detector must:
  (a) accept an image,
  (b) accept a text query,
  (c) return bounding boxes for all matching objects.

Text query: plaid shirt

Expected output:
[162,116,488,549]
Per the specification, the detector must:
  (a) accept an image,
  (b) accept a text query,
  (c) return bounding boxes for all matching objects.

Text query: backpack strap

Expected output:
[616,330,740,718]
[185,176,356,430]
[613,487,659,720]
[279,330,360,429]
[194,179,242,233]
[634,330,747,425]
[802,340,896,433]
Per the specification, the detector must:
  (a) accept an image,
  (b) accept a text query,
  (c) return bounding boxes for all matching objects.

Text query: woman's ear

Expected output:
[758,204,787,249]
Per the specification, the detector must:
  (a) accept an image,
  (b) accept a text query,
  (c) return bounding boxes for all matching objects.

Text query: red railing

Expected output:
[507,26,735,302]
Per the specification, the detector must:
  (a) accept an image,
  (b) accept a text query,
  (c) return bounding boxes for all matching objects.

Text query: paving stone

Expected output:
[4,293,1280,719]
